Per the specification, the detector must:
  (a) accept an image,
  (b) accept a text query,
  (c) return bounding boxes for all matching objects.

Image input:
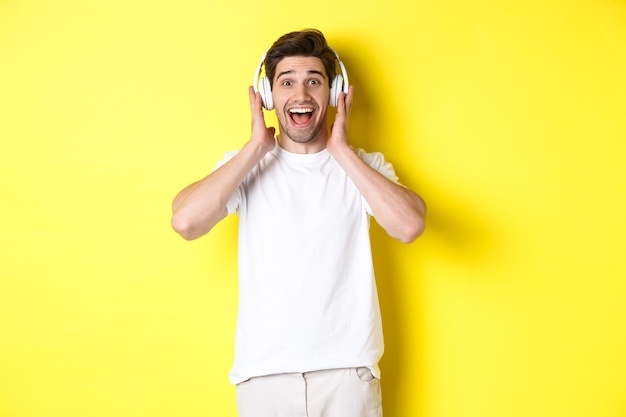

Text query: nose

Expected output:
[293,82,311,102]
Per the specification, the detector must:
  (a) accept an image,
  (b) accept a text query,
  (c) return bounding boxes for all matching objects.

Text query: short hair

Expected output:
[264,29,337,88]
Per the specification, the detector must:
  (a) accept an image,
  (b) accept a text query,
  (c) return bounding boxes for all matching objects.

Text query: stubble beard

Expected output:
[277,105,327,145]
[278,119,325,144]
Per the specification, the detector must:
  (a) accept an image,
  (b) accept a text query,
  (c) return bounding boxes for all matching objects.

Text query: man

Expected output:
[171,29,426,417]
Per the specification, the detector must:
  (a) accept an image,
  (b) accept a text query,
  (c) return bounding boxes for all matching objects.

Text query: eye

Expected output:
[309,79,321,85]
[281,80,292,87]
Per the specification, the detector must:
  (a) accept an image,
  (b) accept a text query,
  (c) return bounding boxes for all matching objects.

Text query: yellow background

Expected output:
[1,0,625,416]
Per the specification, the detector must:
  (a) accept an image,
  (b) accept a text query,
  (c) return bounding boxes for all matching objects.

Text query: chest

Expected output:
[241,158,364,231]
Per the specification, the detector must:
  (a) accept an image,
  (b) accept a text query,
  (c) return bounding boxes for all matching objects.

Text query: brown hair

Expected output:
[264,29,337,88]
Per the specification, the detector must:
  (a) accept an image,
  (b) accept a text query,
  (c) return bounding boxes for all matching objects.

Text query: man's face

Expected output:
[271,56,331,145]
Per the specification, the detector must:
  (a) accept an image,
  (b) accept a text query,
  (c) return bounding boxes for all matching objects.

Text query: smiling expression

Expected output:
[271,56,331,150]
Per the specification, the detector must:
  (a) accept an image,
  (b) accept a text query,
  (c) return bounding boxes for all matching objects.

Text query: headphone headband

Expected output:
[332,49,349,92]
[253,51,268,94]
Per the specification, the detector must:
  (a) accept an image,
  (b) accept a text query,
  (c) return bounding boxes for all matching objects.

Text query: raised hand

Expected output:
[249,86,276,154]
[327,85,354,153]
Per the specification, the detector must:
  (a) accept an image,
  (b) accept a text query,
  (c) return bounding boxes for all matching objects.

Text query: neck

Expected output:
[277,133,328,154]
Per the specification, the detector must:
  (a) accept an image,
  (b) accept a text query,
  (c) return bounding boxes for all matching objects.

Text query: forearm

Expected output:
[329,144,426,243]
[171,140,268,240]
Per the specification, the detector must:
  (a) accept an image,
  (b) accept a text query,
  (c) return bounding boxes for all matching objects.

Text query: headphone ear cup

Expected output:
[329,74,344,107]
[259,76,273,110]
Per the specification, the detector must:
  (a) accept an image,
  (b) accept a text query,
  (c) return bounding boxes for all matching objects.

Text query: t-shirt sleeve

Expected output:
[354,148,401,215]
[354,148,400,183]
[213,150,242,215]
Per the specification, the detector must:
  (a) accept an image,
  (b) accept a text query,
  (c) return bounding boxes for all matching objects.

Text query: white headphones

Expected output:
[253,47,349,110]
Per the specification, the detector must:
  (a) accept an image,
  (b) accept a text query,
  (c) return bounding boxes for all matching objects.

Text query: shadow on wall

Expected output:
[338,37,496,416]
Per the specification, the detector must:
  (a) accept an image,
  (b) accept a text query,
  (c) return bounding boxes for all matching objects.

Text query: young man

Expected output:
[171,29,426,417]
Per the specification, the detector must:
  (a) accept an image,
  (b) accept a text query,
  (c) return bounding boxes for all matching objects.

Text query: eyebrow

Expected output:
[276,69,326,81]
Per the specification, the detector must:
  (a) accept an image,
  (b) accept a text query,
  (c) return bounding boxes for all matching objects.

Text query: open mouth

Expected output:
[288,107,314,127]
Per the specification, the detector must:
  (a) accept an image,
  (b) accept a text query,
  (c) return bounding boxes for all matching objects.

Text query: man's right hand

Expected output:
[249,86,276,155]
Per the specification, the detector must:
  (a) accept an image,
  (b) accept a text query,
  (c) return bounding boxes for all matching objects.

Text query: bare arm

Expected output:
[327,87,426,243]
[171,87,276,240]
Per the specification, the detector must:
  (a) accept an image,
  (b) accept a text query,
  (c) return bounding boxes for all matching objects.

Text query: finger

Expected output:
[335,92,346,118]
[344,85,354,116]
[248,86,256,112]
[249,87,267,125]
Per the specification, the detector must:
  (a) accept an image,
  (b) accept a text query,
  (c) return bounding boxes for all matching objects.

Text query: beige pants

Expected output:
[235,367,382,417]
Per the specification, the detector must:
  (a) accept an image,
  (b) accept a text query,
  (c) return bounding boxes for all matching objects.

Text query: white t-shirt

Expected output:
[220,143,399,384]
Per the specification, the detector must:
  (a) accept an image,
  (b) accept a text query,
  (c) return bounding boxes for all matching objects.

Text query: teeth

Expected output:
[289,108,313,114]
